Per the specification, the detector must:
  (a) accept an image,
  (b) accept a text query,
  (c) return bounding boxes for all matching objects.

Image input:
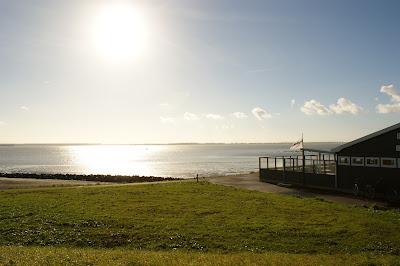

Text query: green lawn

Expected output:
[0,181,399,265]
[0,246,399,266]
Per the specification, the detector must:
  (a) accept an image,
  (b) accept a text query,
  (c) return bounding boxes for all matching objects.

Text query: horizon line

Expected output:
[0,141,346,146]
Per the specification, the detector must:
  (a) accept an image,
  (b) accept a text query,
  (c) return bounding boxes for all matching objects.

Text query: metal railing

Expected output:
[259,155,336,175]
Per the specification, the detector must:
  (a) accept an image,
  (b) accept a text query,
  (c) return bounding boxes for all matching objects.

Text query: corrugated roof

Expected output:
[331,122,400,153]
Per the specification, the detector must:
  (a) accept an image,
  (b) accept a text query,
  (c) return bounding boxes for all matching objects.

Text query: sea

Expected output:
[0,143,340,178]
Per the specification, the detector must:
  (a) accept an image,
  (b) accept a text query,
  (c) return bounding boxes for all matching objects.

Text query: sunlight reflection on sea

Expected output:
[0,143,339,178]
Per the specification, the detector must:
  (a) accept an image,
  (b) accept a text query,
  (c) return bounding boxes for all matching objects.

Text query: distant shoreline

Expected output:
[0,142,345,146]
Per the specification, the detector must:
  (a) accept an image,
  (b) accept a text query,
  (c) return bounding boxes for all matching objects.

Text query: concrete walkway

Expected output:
[208,172,387,207]
[0,177,105,190]
[0,177,186,190]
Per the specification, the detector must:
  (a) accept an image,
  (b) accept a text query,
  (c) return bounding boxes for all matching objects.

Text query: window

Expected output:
[398,132,400,140]
[338,156,350,166]
[365,157,380,167]
[381,158,396,168]
[397,145,400,152]
[351,157,364,166]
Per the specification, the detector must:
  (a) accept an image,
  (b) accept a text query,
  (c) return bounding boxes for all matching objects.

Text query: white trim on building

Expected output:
[338,156,350,166]
[381,158,397,168]
[351,157,364,166]
[365,157,380,167]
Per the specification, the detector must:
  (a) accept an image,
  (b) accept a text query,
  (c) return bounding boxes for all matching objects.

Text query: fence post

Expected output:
[323,159,326,174]
[275,157,277,170]
[283,158,286,172]
[266,157,269,170]
[283,158,286,183]
[312,159,315,174]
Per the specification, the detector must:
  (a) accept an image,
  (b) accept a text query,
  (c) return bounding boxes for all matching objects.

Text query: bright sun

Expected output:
[92,3,148,62]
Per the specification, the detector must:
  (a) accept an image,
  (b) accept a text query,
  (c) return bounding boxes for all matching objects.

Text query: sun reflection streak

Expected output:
[67,145,164,176]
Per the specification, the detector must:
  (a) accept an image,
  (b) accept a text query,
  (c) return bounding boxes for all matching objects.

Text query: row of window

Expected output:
[338,132,400,167]
[338,156,399,168]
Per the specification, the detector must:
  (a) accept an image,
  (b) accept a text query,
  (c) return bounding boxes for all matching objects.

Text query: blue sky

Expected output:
[0,0,399,143]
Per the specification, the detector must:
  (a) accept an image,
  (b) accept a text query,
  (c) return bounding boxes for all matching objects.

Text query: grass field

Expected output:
[0,181,399,265]
[1,246,399,266]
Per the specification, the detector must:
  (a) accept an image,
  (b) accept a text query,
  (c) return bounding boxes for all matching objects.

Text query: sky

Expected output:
[0,0,399,144]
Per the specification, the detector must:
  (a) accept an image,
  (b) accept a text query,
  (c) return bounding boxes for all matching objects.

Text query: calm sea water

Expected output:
[0,143,339,178]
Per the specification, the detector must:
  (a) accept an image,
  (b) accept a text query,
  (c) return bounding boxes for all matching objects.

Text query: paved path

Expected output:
[0,177,186,190]
[208,173,387,206]
[0,177,106,190]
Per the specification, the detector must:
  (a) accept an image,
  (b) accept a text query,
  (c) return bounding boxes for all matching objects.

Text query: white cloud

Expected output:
[252,107,272,120]
[290,99,295,108]
[376,103,400,113]
[205,113,224,120]
[20,106,29,111]
[183,112,199,121]
[0,121,4,126]
[160,116,175,124]
[376,84,400,114]
[301,98,362,116]
[232,112,248,119]
[301,100,332,115]
[329,98,362,115]
[380,84,400,102]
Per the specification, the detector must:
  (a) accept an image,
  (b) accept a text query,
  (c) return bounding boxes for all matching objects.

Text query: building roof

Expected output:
[331,122,400,153]
[303,148,335,154]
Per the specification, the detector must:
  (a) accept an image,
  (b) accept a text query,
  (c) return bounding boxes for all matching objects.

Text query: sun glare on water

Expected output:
[68,145,164,176]
[91,3,149,63]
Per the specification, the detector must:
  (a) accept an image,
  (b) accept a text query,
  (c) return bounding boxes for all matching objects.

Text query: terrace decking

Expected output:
[259,153,337,190]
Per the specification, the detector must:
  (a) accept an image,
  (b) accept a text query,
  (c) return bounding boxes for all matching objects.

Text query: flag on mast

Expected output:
[290,134,304,151]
